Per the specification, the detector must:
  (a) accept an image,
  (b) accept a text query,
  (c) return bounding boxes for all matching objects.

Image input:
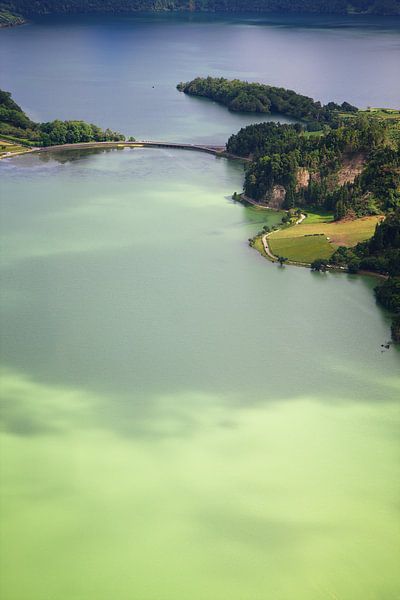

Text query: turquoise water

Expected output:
[0,148,399,599]
[1,13,400,600]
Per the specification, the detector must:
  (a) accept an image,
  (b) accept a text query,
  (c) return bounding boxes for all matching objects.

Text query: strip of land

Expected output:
[262,212,306,262]
[0,139,227,160]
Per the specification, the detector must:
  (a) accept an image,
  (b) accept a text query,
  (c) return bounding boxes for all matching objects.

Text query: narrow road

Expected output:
[0,139,227,160]
[262,213,306,262]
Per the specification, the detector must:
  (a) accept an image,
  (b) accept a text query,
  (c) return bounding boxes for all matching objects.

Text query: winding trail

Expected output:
[262,213,306,262]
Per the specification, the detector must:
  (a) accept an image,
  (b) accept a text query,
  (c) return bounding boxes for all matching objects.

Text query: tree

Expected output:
[311,258,328,271]
[348,259,360,273]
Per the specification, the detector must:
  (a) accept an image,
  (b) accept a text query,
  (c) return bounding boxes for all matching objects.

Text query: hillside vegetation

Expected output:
[0,89,125,146]
[226,112,399,220]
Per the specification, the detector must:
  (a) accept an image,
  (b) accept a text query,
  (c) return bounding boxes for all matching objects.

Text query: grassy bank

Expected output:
[267,212,382,264]
[0,139,31,158]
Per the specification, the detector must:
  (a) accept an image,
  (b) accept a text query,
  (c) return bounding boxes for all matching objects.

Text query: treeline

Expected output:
[177,77,357,126]
[0,89,125,146]
[332,211,400,276]
[228,117,398,219]
[3,0,400,16]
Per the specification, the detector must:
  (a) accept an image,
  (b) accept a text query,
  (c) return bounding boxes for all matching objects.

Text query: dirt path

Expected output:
[262,213,306,262]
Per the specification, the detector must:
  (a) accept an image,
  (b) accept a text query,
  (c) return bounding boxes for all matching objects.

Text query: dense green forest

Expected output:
[227,117,399,219]
[0,89,125,145]
[2,0,400,17]
[178,77,357,126]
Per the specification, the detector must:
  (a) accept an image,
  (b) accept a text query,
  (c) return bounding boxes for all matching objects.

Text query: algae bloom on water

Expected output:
[1,148,399,599]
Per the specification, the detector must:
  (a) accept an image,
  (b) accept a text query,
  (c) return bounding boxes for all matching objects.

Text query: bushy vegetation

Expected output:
[229,115,398,218]
[3,0,399,17]
[0,89,125,146]
[332,146,400,218]
[178,77,357,125]
[227,122,305,157]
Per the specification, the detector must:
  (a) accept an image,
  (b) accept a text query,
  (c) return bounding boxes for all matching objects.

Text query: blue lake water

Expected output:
[0,12,399,142]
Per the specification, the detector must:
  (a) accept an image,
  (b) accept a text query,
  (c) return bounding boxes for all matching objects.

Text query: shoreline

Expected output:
[1,139,390,284]
[243,198,389,280]
[0,139,228,161]
[261,212,307,263]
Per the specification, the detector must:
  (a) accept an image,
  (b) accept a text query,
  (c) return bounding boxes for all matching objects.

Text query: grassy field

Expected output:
[0,139,29,158]
[268,213,382,264]
[302,210,335,224]
[269,235,333,263]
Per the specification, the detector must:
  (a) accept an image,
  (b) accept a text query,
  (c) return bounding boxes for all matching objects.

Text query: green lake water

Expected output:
[0,148,399,599]
[1,12,400,599]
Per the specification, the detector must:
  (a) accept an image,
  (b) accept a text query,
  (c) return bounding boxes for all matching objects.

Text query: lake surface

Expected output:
[1,13,400,600]
[0,13,400,142]
[1,146,399,600]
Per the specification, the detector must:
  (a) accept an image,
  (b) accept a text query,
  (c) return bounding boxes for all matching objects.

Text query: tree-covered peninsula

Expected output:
[0,89,125,146]
[177,77,357,127]
[189,79,399,338]
[3,0,400,17]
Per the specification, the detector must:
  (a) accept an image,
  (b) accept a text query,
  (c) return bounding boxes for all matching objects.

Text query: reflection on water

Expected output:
[1,149,399,599]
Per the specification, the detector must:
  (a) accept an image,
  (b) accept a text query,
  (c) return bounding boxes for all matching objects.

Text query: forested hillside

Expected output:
[0,89,125,145]
[2,0,400,16]
[227,116,399,220]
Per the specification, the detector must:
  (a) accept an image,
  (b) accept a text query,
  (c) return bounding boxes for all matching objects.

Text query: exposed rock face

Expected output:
[266,184,286,208]
[311,172,321,184]
[296,167,310,191]
[337,152,366,185]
